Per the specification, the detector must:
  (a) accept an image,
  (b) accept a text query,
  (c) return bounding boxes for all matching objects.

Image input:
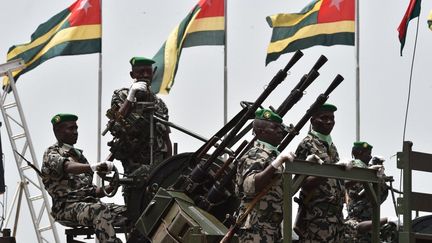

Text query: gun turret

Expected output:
[173,50,304,192]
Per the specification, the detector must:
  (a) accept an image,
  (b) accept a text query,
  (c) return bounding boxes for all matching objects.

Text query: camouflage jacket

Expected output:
[41,142,98,214]
[346,159,389,221]
[295,132,345,208]
[236,140,284,230]
[106,88,170,171]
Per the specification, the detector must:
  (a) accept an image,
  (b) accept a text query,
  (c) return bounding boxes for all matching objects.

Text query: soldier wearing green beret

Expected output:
[294,103,346,242]
[345,141,389,242]
[235,108,296,242]
[42,113,127,243]
[104,56,172,223]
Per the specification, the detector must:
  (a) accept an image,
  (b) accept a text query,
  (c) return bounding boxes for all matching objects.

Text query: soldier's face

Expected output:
[355,149,372,164]
[55,121,78,145]
[311,111,335,135]
[262,121,285,146]
[130,65,153,82]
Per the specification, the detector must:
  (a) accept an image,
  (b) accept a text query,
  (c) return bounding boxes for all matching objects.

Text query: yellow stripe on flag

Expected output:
[7,15,71,60]
[268,1,322,28]
[187,16,224,33]
[267,20,354,54]
[3,24,101,86]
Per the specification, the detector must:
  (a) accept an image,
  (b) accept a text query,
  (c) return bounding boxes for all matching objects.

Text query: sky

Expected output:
[1,0,432,242]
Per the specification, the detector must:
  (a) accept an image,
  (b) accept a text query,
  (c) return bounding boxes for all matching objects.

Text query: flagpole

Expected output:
[223,0,228,125]
[355,0,360,141]
[97,0,102,180]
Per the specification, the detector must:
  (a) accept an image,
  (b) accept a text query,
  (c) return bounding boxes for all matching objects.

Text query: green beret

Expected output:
[315,103,337,114]
[353,141,373,150]
[255,108,283,123]
[129,56,155,66]
[51,113,78,125]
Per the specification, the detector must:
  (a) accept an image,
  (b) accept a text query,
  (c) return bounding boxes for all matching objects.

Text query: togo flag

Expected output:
[3,0,101,86]
[266,0,354,65]
[151,0,225,94]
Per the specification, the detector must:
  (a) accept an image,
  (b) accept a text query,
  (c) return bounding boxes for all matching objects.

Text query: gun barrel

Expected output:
[191,50,304,183]
[278,74,344,152]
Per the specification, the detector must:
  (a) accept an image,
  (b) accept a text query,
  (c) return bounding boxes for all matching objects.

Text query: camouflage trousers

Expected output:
[54,202,127,243]
[237,225,282,243]
[297,217,345,243]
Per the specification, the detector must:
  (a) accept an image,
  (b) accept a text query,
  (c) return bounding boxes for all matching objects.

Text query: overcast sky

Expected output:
[1,0,432,242]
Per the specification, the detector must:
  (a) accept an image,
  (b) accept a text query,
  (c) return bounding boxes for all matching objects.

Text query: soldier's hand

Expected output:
[90,161,114,173]
[127,82,147,101]
[305,154,324,165]
[271,151,295,168]
[335,159,354,170]
[369,155,385,166]
[369,164,385,178]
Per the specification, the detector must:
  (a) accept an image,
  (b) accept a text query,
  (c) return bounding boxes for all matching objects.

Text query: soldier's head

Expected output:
[310,103,336,135]
[352,141,373,164]
[51,113,78,145]
[253,109,285,146]
[129,56,155,84]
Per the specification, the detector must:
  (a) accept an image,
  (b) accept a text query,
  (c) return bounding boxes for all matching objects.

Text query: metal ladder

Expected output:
[0,59,59,243]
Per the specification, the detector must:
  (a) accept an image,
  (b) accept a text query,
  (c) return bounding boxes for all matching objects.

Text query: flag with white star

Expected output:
[3,0,101,86]
[265,0,354,65]
[151,0,225,94]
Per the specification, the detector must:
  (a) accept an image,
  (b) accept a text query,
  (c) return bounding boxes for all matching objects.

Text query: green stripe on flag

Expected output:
[183,30,225,47]
[266,32,354,64]
[3,0,101,87]
[13,39,101,81]
[265,0,354,65]
[152,0,225,94]
[267,12,319,43]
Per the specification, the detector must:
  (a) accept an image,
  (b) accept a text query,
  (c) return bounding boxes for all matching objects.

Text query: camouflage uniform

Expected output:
[106,88,170,174]
[345,159,389,242]
[41,142,126,243]
[106,88,170,221]
[294,132,345,242]
[235,140,283,243]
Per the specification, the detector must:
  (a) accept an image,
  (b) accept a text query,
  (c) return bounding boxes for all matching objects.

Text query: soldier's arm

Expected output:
[295,142,325,191]
[64,160,93,174]
[253,165,278,192]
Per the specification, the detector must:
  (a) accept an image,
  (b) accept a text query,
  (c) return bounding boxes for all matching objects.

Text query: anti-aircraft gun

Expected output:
[100,51,347,242]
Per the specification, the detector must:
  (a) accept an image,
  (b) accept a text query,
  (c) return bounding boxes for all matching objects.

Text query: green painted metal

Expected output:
[397,141,432,242]
[282,159,383,243]
[135,188,237,243]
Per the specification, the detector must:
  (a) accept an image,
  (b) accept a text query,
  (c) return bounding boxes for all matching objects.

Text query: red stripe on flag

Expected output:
[318,0,354,23]
[69,0,101,26]
[398,0,419,41]
[197,0,224,18]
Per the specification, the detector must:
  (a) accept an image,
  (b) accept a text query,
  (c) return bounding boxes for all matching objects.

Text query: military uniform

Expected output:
[41,142,126,243]
[106,87,170,174]
[294,131,345,242]
[105,57,171,224]
[345,142,389,242]
[235,140,284,243]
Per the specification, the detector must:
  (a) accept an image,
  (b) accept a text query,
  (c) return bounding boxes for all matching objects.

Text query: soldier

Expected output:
[294,103,345,242]
[104,57,172,220]
[235,108,295,243]
[347,141,388,221]
[345,141,389,242]
[41,113,127,243]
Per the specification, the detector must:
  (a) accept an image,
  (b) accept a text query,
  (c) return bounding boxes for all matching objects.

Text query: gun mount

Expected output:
[99,52,364,243]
